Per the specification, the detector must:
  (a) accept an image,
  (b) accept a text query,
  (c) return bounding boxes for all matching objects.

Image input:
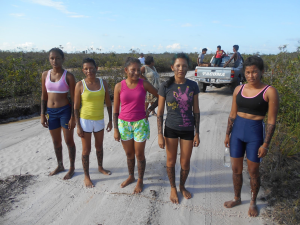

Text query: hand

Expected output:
[68,117,76,130]
[41,114,48,128]
[158,134,165,149]
[193,134,200,147]
[114,129,121,142]
[77,126,84,138]
[106,121,112,132]
[258,146,268,158]
[223,65,226,68]
[224,135,230,147]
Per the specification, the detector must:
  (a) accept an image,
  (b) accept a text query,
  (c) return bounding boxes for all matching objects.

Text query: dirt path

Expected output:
[0,72,266,225]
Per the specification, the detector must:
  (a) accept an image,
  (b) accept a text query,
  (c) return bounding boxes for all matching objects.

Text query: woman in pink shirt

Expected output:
[113,57,158,194]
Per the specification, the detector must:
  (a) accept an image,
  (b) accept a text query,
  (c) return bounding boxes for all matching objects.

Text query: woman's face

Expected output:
[171,58,188,78]
[125,63,141,81]
[217,47,221,51]
[245,65,264,84]
[49,51,64,68]
[82,62,97,79]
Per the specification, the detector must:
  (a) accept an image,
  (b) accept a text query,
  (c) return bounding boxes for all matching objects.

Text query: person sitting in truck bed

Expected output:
[214,45,226,67]
[197,48,211,67]
[223,45,243,68]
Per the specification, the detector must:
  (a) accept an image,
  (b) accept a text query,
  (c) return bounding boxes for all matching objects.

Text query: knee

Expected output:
[65,139,74,147]
[52,140,62,148]
[82,148,91,155]
[180,161,190,170]
[135,152,145,161]
[166,158,176,167]
[248,168,259,178]
[95,144,103,151]
[125,152,135,159]
[232,166,242,174]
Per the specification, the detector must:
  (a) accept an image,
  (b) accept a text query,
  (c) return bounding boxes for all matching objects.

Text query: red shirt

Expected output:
[215,50,224,58]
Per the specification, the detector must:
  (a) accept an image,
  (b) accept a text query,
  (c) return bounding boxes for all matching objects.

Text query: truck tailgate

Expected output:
[196,67,232,79]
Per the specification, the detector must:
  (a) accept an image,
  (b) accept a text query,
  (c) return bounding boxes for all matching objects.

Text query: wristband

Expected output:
[260,146,269,151]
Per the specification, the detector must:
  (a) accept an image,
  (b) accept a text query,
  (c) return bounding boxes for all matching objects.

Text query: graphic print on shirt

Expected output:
[173,86,194,127]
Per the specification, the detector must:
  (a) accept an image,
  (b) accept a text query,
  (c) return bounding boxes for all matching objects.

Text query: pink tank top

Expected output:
[45,69,69,93]
[118,79,146,122]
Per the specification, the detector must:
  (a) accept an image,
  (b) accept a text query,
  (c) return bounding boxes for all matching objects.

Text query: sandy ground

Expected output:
[0,72,266,225]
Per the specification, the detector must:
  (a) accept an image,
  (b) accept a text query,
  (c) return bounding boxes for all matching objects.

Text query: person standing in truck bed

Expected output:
[223,45,243,68]
[197,48,211,67]
[214,45,226,67]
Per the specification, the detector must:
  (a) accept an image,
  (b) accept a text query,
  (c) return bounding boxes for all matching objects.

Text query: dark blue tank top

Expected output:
[236,84,270,116]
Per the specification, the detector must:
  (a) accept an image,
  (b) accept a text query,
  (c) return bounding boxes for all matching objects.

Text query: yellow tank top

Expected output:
[80,78,105,120]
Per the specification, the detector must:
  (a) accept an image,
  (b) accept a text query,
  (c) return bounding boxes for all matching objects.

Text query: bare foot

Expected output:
[121,175,135,188]
[224,197,241,208]
[248,201,259,217]
[98,166,111,175]
[133,179,143,194]
[180,185,192,199]
[170,187,179,204]
[84,176,94,188]
[63,167,75,180]
[49,165,65,176]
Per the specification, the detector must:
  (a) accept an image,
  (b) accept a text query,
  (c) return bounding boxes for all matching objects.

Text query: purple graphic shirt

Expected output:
[158,79,200,131]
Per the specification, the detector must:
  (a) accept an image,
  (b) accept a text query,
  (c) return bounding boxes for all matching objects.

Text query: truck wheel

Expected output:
[198,82,207,92]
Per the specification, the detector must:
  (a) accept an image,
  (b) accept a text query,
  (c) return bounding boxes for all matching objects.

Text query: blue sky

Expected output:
[1,0,299,54]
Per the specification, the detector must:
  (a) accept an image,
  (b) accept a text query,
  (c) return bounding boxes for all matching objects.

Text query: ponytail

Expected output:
[165,76,175,88]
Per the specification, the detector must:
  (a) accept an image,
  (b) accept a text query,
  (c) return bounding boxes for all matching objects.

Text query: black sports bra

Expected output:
[236,84,270,116]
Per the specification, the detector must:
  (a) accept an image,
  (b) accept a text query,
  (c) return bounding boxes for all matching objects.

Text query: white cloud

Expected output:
[166,43,181,50]
[157,44,163,50]
[17,42,34,48]
[141,45,146,47]
[30,0,87,18]
[181,23,192,27]
[10,13,25,17]
[212,20,220,23]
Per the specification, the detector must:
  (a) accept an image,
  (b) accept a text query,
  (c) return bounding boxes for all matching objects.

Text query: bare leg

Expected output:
[120,139,136,188]
[165,137,179,204]
[49,127,65,176]
[248,160,260,217]
[224,157,243,208]
[94,130,111,175]
[62,127,76,180]
[179,139,193,199]
[81,132,94,188]
[145,102,149,112]
[133,140,146,194]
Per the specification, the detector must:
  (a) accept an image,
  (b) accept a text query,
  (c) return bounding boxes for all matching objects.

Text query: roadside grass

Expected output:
[259,49,300,225]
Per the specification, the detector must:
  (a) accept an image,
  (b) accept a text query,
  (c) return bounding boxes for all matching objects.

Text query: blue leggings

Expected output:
[230,115,264,163]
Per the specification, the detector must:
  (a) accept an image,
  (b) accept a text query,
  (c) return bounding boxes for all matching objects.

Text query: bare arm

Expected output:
[66,72,76,117]
[223,52,236,67]
[74,81,83,137]
[157,94,165,149]
[139,66,147,80]
[143,80,158,97]
[103,80,112,121]
[41,71,48,128]
[113,83,121,141]
[264,87,279,146]
[224,85,241,147]
[41,71,48,115]
[193,94,200,134]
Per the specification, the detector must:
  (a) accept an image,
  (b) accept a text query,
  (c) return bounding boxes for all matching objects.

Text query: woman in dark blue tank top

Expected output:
[223,56,279,217]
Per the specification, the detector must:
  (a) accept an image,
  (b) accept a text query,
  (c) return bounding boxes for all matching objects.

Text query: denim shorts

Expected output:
[47,104,71,130]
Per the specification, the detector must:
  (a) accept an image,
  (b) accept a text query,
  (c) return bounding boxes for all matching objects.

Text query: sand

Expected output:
[0,72,266,225]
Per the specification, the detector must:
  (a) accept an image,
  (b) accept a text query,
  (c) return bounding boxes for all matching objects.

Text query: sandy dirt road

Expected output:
[0,72,266,225]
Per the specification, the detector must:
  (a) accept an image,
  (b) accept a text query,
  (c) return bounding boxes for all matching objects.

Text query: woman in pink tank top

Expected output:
[113,57,158,194]
[41,48,77,180]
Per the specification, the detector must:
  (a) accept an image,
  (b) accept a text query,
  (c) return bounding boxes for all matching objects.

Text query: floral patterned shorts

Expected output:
[118,118,150,142]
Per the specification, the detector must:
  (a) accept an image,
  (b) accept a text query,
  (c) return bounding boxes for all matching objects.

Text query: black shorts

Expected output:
[164,126,194,140]
[215,58,222,66]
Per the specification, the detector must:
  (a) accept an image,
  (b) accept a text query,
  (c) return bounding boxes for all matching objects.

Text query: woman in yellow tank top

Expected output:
[74,58,113,188]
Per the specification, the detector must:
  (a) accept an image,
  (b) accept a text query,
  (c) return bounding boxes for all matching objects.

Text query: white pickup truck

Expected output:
[194,55,244,92]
